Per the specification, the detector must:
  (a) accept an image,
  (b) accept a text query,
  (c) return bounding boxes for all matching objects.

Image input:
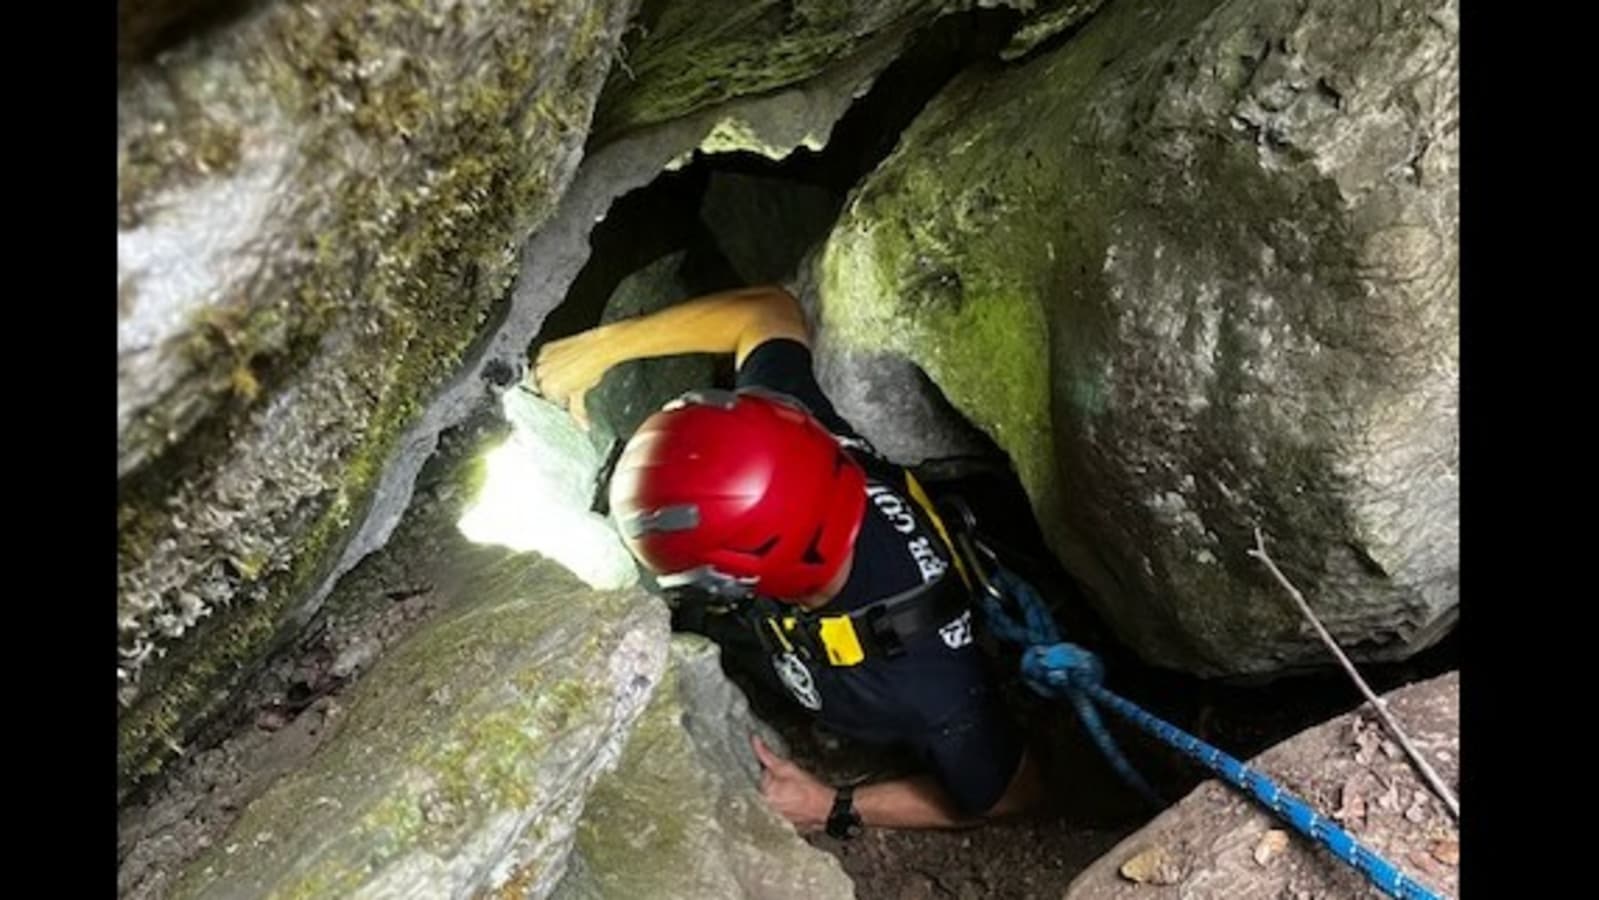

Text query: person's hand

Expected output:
[528,329,612,428]
[751,735,833,831]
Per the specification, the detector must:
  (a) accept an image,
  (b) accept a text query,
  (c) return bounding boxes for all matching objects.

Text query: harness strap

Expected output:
[852,573,969,657]
[766,570,970,667]
[904,469,972,591]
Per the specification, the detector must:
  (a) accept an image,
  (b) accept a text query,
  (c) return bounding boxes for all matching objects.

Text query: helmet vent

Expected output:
[801,526,826,565]
[620,504,701,538]
[736,535,780,558]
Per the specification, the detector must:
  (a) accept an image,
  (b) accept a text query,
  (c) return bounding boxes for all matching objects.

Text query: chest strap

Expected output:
[903,469,972,593]
[765,571,971,667]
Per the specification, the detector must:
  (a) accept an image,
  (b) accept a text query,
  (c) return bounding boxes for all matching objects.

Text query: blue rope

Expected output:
[979,571,1163,808]
[978,564,1446,900]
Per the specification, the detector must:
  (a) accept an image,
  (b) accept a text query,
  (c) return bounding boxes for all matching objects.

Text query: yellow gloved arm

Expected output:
[527,284,808,428]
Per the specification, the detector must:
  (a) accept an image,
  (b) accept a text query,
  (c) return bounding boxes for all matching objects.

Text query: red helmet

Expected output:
[608,388,866,601]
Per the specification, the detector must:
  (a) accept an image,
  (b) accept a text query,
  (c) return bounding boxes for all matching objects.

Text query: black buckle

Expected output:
[862,606,905,659]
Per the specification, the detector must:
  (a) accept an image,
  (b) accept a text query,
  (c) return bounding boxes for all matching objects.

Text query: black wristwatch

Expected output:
[825,785,863,840]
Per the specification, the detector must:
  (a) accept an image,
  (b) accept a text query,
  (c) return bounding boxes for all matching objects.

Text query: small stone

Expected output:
[1380,739,1402,759]
[1253,829,1290,867]
[1119,846,1183,885]
[1429,839,1459,866]
[1408,850,1444,878]
[1334,779,1368,825]
[1353,729,1381,765]
[255,709,287,732]
[1404,794,1430,823]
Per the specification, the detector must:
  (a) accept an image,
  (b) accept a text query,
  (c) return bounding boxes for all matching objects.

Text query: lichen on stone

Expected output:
[817,0,1457,675]
[590,0,945,142]
[117,0,639,798]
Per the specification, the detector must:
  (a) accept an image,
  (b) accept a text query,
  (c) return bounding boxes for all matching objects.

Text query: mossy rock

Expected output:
[170,553,670,899]
[555,636,855,899]
[116,0,639,798]
[819,0,1458,675]
[589,0,948,142]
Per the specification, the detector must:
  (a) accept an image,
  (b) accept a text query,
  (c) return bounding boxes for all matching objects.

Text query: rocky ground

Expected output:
[1063,672,1458,899]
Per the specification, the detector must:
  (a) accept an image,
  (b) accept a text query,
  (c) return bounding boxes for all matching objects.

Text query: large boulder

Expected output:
[588,0,1124,143]
[818,0,1458,675]
[779,247,998,468]
[166,548,669,899]
[556,636,856,899]
[699,172,842,284]
[999,1,1111,61]
[116,0,641,795]
[1064,672,1459,899]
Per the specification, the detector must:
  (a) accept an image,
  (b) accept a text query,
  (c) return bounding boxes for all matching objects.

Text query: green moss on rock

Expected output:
[170,550,668,899]
[820,0,1458,674]
[117,0,638,798]
[589,0,945,142]
[555,637,853,899]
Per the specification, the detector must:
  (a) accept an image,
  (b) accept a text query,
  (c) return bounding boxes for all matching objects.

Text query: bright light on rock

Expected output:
[457,389,639,591]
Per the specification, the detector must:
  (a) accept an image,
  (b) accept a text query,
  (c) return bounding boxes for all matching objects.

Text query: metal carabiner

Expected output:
[955,531,1007,604]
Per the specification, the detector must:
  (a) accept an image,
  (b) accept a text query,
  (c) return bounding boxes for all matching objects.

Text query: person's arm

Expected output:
[527,284,808,426]
[751,735,1040,831]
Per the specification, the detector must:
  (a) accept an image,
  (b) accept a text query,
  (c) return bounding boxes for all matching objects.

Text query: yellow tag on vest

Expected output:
[817,615,866,666]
